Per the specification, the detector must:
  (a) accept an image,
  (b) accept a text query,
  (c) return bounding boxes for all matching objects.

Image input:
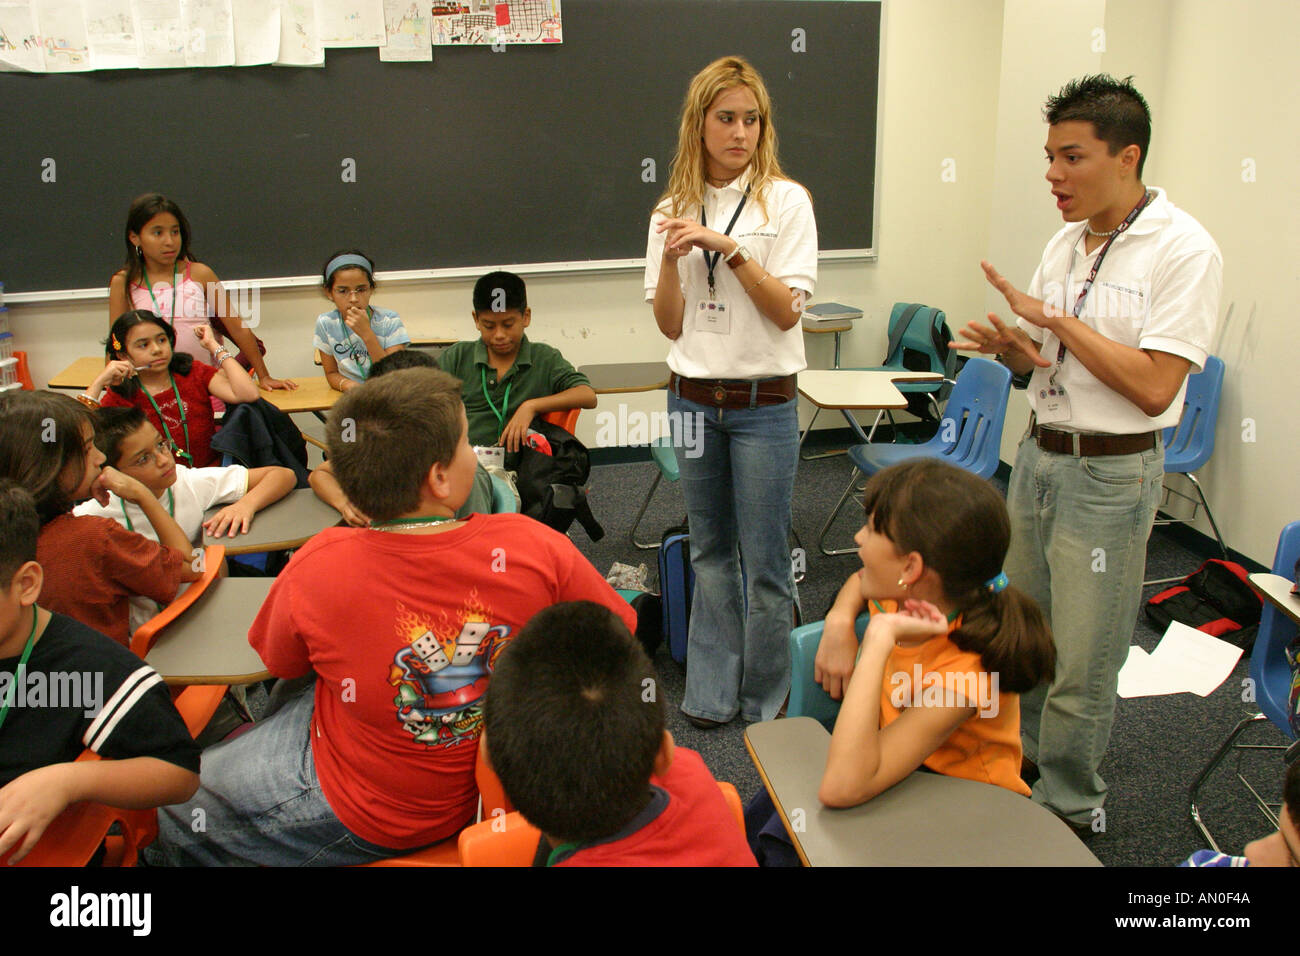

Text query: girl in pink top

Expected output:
[107,193,297,391]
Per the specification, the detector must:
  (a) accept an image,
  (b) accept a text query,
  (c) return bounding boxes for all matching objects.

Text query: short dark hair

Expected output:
[484,601,664,844]
[94,406,149,467]
[105,310,194,398]
[472,271,527,314]
[0,479,39,584]
[0,390,96,525]
[369,349,437,378]
[1044,74,1151,179]
[325,367,463,522]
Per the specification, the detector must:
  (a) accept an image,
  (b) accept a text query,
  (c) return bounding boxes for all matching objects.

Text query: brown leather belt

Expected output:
[1032,423,1157,457]
[669,372,796,409]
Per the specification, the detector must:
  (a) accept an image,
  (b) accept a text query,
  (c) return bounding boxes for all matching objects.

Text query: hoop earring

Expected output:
[897,577,909,590]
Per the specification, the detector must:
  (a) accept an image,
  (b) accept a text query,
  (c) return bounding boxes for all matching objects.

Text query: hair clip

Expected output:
[111,336,121,351]
[985,571,1009,593]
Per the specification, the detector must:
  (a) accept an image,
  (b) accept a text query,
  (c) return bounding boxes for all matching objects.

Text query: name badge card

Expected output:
[694,299,731,334]
[474,445,505,470]
[1036,385,1072,425]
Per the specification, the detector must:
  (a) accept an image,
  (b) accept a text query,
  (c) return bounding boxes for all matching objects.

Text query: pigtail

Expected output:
[950,585,1056,693]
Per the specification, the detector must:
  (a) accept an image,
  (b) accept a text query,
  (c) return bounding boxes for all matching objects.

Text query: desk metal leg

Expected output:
[799,406,848,461]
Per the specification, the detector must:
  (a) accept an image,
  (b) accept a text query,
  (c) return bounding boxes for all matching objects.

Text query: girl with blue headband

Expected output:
[813,459,1057,808]
[314,250,410,392]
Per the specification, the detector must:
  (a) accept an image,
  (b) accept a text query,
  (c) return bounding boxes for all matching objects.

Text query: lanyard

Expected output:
[335,307,374,379]
[143,373,193,465]
[142,263,180,328]
[480,367,512,435]
[120,487,175,533]
[0,607,38,733]
[1053,189,1154,366]
[699,185,751,298]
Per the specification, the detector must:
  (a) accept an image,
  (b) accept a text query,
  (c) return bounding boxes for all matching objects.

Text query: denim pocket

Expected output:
[1081,454,1144,485]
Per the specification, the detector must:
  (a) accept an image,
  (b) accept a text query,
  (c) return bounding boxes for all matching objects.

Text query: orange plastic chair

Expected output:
[12,350,34,390]
[130,545,225,660]
[359,744,513,867]
[0,676,232,866]
[457,780,745,867]
[542,408,580,434]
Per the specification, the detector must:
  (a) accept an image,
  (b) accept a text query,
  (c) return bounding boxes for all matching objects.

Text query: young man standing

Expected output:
[955,75,1222,830]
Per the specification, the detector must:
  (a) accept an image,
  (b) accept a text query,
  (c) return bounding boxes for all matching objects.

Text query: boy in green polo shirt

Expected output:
[438,271,597,451]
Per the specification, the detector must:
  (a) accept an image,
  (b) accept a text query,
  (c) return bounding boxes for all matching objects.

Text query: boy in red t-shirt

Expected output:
[484,601,755,866]
[144,369,636,866]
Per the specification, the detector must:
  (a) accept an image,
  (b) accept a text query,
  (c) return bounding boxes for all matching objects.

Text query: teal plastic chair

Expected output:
[818,358,1012,555]
[1189,520,1300,850]
[629,436,681,549]
[787,613,871,730]
[489,474,517,514]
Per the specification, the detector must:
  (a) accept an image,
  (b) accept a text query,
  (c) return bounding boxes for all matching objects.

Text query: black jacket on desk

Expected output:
[210,399,311,489]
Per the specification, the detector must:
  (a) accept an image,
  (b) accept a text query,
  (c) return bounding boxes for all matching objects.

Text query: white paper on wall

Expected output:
[35,0,91,71]
[84,0,137,69]
[275,0,321,65]
[0,1,48,72]
[132,0,185,68]
[231,0,277,65]
[181,0,233,66]
[315,0,382,48]
[378,0,428,61]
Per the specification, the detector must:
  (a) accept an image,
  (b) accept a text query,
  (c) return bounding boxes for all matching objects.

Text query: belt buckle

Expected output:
[713,386,727,405]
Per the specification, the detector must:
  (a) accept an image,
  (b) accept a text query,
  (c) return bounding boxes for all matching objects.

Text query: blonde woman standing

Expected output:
[646,55,818,727]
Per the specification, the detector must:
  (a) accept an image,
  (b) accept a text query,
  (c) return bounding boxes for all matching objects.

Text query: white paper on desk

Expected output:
[275,0,321,65]
[1117,623,1244,698]
[378,0,429,61]
[85,0,138,69]
[231,0,276,64]
[315,0,383,48]
[35,0,91,71]
[181,0,233,66]
[0,2,48,72]
[132,0,185,67]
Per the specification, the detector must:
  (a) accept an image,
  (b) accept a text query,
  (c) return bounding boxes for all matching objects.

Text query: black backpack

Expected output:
[504,417,604,540]
[1144,559,1264,650]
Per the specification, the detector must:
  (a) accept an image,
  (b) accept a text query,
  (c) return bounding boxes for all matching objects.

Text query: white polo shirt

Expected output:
[645,172,818,379]
[75,464,250,633]
[1019,187,1222,434]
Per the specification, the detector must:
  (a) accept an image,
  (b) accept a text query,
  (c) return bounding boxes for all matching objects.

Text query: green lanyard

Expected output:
[143,372,193,465]
[141,263,180,329]
[120,487,175,532]
[546,842,582,867]
[340,308,374,380]
[480,367,512,435]
[0,607,38,733]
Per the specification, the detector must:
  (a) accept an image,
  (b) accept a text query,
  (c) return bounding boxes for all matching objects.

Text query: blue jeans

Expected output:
[144,687,406,866]
[669,390,799,723]
[1006,432,1164,825]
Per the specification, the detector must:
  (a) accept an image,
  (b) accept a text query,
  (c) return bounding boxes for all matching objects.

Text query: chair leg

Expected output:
[818,467,864,556]
[1186,472,1228,559]
[799,406,846,460]
[629,471,664,550]
[1189,712,1267,852]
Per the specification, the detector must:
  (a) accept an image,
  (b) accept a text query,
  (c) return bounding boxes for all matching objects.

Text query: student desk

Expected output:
[801,318,854,369]
[203,487,339,555]
[46,356,104,391]
[744,717,1101,867]
[578,362,671,395]
[1250,573,1300,626]
[145,577,274,686]
[796,369,944,456]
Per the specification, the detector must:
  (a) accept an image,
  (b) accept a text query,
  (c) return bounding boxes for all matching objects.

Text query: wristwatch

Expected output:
[725,245,752,269]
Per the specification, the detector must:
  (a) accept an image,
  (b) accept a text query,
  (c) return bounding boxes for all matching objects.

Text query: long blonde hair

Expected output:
[657,55,789,221]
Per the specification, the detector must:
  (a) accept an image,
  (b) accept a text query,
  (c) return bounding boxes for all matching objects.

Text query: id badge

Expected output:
[1036,385,1072,424]
[474,445,504,470]
[694,299,731,334]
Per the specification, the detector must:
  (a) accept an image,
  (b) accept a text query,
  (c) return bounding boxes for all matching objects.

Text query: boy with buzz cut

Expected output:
[75,407,296,627]
[438,270,597,452]
[145,368,637,866]
[485,600,756,866]
[0,480,200,864]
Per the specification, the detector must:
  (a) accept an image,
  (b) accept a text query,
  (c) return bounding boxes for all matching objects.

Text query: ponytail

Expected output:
[950,585,1055,693]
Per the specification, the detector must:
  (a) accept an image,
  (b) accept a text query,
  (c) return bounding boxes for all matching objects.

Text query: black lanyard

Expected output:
[1054,189,1154,365]
[699,185,750,298]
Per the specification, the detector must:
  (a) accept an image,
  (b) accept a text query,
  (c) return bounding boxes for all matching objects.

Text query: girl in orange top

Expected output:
[814,459,1056,807]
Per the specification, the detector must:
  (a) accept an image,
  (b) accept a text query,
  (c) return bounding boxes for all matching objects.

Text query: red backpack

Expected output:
[1144,559,1264,650]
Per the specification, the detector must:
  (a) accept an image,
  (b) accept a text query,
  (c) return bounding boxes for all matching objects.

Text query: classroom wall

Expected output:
[9,0,1291,565]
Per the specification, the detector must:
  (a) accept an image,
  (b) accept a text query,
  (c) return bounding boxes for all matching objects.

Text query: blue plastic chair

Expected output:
[787,614,871,730]
[1147,355,1227,584]
[802,303,955,460]
[1189,520,1300,851]
[818,358,1012,555]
